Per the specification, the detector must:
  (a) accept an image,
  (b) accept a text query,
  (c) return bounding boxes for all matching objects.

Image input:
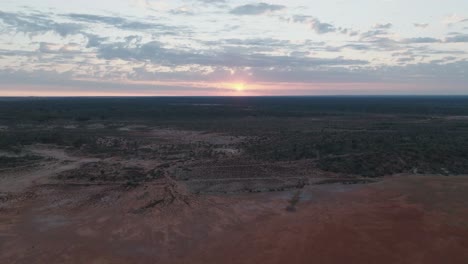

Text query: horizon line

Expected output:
[1,95,468,98]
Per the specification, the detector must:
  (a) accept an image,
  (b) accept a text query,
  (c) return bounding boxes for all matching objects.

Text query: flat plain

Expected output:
[1,96,468,264]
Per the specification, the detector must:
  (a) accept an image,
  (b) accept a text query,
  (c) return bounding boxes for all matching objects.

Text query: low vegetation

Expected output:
[1,96,468,178]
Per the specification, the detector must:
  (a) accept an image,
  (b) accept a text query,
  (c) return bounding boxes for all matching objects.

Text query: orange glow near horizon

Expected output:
[0,81,451,97]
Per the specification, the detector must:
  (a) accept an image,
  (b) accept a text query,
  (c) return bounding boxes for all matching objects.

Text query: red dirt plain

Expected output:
[1,175,468,264]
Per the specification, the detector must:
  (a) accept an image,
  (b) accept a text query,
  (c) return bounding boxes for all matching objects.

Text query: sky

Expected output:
[0,0,467,96]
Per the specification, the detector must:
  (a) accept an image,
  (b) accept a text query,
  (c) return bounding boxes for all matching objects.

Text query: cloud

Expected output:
[2,5,468,95]
[445,34,468,43]
[169,7,195,16]
[340,44,370,51]
[0,68,223,95]
[326,36,442,53]
[197,0,226,4]
[291,16,335,34]
[0,48,37,57]
[310,19,336,34]
[38,42,82,54]
[442,14,467,25]
[414,23,429,28]
[83,33,108,48]
[230,3,286,15]
[374,23,392,29]
[289,15,356,35]
[96,39,367,68]
[64,13,180,32]
[0,11,82,37]
[360,29,390,39]
[65,13,124,25]
[210,38,292,47]
[402,37,441,44]
[208,60,468,86]
[2,48,468,95]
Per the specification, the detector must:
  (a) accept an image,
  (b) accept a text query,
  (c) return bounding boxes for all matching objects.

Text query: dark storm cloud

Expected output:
[0,11,83,36]
[230,3,286,15]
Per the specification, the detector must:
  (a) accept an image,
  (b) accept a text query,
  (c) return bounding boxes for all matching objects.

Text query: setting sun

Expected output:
[234,83,245,92]
[2,0,468,263]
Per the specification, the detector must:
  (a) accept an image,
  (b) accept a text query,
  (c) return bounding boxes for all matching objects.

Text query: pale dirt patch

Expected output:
[214,148,241,156]
[86,123,106,129]
[118,125,148,131]
[0,145,99,193]
[151,128,245,145]
[444,115,468,120]
[0,151,24,158]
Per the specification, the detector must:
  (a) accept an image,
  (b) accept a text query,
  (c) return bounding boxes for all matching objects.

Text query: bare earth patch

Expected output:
[0,145,99,193]
[1,175,468,264]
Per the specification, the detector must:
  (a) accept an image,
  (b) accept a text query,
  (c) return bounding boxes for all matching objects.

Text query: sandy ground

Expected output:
[0,145,99,193]
[150,128,244,145]
[1,174,468,264]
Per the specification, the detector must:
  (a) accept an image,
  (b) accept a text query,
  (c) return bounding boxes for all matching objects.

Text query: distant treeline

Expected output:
[1,96,468,123]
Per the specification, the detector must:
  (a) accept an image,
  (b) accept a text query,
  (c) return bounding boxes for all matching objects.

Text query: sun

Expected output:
[234,83,245,92]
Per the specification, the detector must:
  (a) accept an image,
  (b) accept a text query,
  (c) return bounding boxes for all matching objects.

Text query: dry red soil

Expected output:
[1,175,468,264]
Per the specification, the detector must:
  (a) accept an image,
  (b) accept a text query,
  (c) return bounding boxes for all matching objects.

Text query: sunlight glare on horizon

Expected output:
[234,83,246,92]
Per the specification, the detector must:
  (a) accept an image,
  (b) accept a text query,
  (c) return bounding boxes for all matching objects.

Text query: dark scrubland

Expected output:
[1,96,468,178]
[2,96,468,264]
